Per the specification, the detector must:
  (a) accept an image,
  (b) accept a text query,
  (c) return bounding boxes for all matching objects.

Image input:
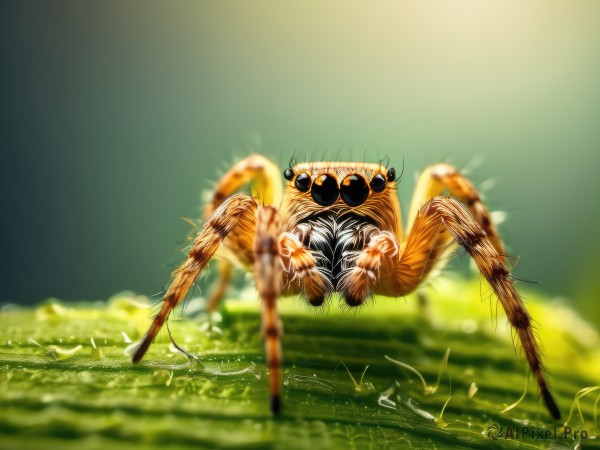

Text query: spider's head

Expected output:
[280,161,402,234]
[283,162,398,208]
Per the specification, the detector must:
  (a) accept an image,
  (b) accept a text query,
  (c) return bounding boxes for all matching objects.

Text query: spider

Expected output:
[132,154,560,419]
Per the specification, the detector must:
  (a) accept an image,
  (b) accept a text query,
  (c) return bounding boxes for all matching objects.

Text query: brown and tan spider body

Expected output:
[132,154,560,419]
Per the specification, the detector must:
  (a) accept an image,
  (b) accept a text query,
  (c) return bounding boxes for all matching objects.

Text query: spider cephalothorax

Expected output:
[132,154,560,420]
[279,162,402,307]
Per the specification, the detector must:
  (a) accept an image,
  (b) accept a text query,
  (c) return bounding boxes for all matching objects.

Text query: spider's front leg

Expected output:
[132,194,258,363]
[384,197,561,419]
[407,163,504,258]
[279,230,332,306]
[203,154,283,313]
[254,206,284,414]
[337,231,399,306]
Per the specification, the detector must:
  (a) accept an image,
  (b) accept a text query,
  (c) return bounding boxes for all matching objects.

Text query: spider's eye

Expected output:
[283,168,294,181]
[294,172,311,192]
[386,167,396,182]
[341,174,369,206]
[370,173,386,193]
[311,174,339,206]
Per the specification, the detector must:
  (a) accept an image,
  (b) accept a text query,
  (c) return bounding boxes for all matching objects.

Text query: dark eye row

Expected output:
[283,169,395,207]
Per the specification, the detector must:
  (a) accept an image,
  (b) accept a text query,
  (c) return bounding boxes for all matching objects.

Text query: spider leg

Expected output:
[279,232,332,305]
[407,163,505,266]
[254,206,283,414]
[383,196,560,419]
[205,154,283,217]
[206,262,232,313]
[132,194,258,363]
[204,154,283,312]
[337,231,398,306]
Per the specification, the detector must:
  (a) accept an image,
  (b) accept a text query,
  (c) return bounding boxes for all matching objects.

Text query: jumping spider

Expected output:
[132,154,560,419]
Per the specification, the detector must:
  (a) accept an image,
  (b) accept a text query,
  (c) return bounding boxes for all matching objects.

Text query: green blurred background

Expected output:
[1,1,599,325]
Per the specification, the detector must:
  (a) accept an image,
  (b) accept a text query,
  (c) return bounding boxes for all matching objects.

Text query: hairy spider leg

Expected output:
[387,197,560,419]
[337,231,399,306]
[279,231,332,305]
[203,154,283,312]
[402,163,508,314]
[132,194,258,363]
[254,206,284,414]
[205,262,233,313]
[407,163,505,262]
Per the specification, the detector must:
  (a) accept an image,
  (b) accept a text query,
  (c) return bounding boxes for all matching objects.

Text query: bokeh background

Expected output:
[1,1,599,326]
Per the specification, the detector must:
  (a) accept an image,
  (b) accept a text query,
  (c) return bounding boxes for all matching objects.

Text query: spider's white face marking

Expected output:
[290,211,380,306]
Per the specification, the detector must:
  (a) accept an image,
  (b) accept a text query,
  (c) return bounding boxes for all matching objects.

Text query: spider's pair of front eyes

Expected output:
[283,168,395,207]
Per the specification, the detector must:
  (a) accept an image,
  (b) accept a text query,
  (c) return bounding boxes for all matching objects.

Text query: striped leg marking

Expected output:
[254,206,283,414]
[394,196,560,419]
[408,163,505,263]
[279,232,331,306]
[132,194,258,363]
[338,231,398,306]
[203,154,283,312]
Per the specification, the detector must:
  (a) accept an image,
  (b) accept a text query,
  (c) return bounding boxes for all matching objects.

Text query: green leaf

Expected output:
[1,279,598,449]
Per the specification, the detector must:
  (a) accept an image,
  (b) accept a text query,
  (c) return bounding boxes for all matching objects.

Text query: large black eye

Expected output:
[311,174,339,206]
[386,167,396,182]
[283,168,294,181]
[294,172,311,192]
[340,174,369,206]
[370,173,386,193]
